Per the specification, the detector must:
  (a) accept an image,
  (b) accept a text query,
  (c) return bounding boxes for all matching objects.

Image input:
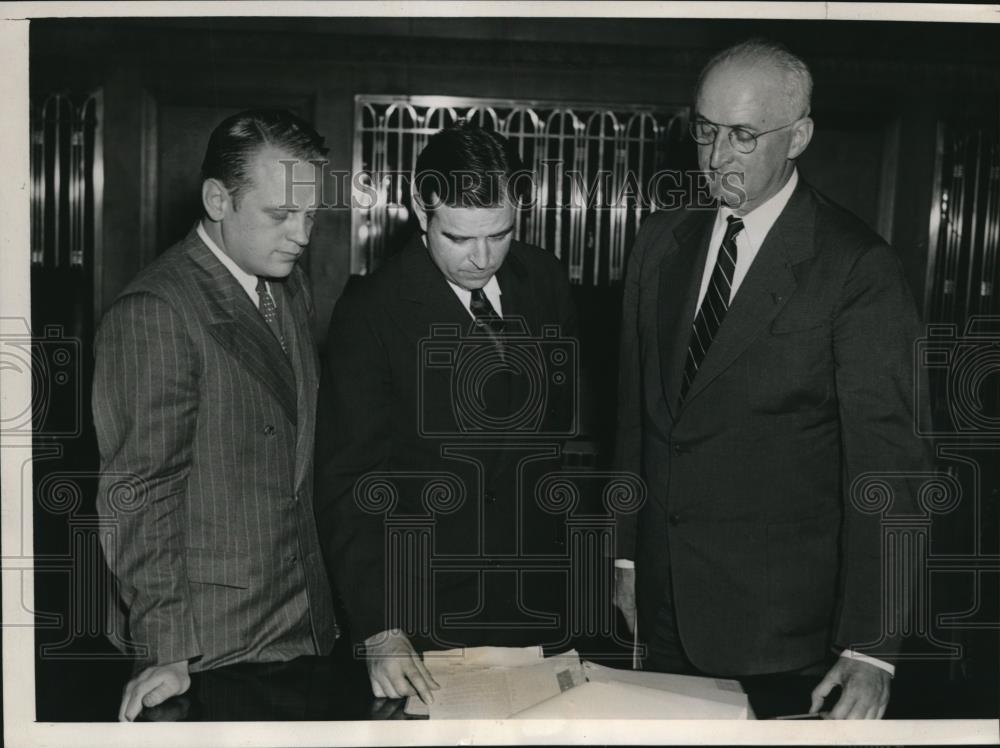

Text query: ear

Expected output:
[202,178,231,222]
[410,185,430,233]
[787,116,814,160]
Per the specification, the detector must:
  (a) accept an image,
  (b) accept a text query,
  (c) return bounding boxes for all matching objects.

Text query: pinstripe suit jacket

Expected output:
[93,227,337,672]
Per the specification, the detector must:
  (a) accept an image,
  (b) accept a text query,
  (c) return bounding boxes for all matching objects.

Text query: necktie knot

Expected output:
[469,288,492,316]
[723,215,745,246]
[469,287,505,356]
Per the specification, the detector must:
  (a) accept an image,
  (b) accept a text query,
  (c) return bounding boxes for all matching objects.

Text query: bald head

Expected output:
[693,39,815,214]
[696,39,812,122]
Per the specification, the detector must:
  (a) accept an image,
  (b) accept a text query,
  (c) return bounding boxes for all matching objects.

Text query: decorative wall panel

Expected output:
[352,96,688,285]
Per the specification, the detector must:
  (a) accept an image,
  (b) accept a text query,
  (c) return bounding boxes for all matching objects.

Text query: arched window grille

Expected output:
[30,92,103,272]
[352,96,688,285]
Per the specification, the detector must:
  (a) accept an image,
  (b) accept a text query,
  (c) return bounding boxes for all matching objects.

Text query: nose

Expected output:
[468,238,490,269]
[708,128,734,170]
[287,213,311,247]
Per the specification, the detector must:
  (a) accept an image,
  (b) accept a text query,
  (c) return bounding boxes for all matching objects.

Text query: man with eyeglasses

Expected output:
[614,39,932,718]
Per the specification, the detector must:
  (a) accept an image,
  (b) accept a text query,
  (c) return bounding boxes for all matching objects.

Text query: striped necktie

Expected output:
[256,277,287,354]
[680,215,743,400]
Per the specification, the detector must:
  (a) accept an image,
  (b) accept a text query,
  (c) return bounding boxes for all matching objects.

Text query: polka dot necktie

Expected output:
[256,277,287,354]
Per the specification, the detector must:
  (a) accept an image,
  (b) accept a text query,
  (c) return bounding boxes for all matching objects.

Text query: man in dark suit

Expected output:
[93,109,338,721]
[614,40,933,718]
[315,123,578,704]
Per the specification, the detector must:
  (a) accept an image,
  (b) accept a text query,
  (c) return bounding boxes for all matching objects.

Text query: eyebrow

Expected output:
[443,225,515,241]
[693,112,757,131]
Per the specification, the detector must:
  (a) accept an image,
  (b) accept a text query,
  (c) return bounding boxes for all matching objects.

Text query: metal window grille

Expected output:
[927,123,1000,324]
[30,92,103,271]
[352,95,688,284]
[923,118,1000,432]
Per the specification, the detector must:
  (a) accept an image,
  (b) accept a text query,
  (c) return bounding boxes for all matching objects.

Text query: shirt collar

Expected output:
[197,221,261,304]
[447,274,503,316]
[718,168,799,250]
[419,233,503,316]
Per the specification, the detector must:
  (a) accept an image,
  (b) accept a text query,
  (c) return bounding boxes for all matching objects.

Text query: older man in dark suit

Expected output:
[93,109,337,721]
[614,40,933,718]
[315,122,578,705]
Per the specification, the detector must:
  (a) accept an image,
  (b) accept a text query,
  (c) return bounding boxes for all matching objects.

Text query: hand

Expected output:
[119,659,191,722]
[613,565,637,635]
[809,657,890,719]
[364,629,440,704]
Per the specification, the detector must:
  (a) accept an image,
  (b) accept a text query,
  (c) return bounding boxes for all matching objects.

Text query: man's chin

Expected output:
[455,276,493,290]
[706,172,747,208]
[716,192,745,209]
[265,257,301,278]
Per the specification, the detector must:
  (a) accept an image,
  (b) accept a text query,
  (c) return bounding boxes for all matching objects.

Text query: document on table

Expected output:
[404,647,585,719]
[583,661,749,712]
[512,662,750,719]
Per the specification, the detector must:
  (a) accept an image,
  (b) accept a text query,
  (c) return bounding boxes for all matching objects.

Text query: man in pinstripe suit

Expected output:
[93,110,337,721]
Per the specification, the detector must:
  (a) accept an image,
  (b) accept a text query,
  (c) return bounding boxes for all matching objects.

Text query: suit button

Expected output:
[668,513,681,526]
[263,424,277,436]
[485,488,496,503]
[672,442,687,456]
[288,554,298,565]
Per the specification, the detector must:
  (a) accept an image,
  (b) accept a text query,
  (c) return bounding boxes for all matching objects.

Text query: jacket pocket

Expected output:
[185,548,251,589]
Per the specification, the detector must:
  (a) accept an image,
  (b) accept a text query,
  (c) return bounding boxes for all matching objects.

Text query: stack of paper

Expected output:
[404,646,586,719]
[405,647,750,720]
[512,661,750,719]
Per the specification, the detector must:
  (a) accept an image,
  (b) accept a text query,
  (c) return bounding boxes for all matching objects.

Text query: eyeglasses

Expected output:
[689,114,806,154]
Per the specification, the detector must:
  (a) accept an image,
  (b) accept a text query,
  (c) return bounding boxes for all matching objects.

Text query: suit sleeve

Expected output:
[93,292,202,667]
[832,241,934,657]
[314,282,395,643]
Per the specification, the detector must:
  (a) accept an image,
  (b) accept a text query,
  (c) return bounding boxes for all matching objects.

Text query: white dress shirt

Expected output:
[197,221,268,308]
[616,171,893,675]
[447,275,503,318]
[695,168,799,310]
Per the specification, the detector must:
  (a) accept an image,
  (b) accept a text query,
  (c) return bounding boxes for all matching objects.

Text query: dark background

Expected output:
[27,16,1000,721]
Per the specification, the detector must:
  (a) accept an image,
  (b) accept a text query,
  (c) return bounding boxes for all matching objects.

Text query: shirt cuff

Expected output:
[614,559,635,569]
[839,649,895,677]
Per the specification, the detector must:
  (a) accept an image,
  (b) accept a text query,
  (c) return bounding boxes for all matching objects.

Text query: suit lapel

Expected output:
[495,246,530,322]
[184,231,298,425]
[658,210,714,416]
[275,270,318,491]
[398,237,479,331]
[681,183,816,406]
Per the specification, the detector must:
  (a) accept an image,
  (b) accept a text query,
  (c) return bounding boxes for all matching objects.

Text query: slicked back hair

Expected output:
[201,108,328,207]
[696,38,813,119]
[413,121,529,211]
